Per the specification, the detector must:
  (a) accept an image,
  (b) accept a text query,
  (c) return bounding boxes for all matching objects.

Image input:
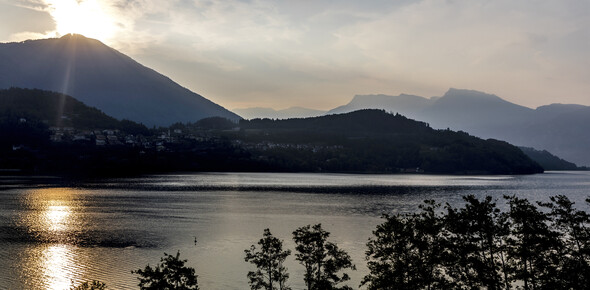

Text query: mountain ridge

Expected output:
[233,106,326,120]
[0,34,240,126]
[325,88,590,166]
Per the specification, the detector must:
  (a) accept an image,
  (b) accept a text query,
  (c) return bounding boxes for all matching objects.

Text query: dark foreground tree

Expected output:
[363,195,590,289]
[245,228,292,290]
[362,200,448,290]
[132,251,198,290]
[504,195,562,289]
[292,224,355,290]
[539,195,590,288]
[444,195,508,289]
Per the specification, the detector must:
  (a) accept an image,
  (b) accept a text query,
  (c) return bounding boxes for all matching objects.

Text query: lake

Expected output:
[1,171,589,289]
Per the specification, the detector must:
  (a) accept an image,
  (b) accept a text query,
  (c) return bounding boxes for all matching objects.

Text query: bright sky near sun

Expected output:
[47,0,118,41]
[1,0,589,110]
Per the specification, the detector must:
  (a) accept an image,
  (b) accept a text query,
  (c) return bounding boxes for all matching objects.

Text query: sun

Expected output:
[47,0,117,42]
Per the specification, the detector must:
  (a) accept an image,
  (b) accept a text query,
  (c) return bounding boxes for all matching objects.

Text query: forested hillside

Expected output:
[1,89,543,175]
[238,110,543,174]
[0,87,148,133]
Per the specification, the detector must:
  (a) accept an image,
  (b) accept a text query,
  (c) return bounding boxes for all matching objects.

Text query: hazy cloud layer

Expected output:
[2,0,589,109]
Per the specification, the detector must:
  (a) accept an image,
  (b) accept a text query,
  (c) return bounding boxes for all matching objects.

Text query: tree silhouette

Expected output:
[292,224,355,290]
[504,195,562,289]
[444,195,508,289]
[244,228,292,290]
[362,200,448,290]
[539,195,590,288]
[132,251,198,290]
[363,195,590,290]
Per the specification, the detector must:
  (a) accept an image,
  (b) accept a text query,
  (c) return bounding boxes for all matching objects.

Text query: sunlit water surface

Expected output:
[1,171,589,289]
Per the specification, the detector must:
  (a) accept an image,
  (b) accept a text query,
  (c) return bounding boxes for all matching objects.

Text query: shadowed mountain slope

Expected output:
[0,34,240,127]
[0,87,148,133]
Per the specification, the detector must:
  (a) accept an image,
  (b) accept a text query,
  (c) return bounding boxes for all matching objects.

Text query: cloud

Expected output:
[2,0,589,108]
[329,0,590,104]
[6,31,57,42]
[133,0,590,107]
[0,0,54,41]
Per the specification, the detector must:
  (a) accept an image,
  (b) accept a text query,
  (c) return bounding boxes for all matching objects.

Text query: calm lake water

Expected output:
[1,171,589,289]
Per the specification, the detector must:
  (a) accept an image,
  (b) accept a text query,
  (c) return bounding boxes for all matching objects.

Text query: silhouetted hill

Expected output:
[0,87,148,133]
[233,106,326,119]
[0,34,240,126]
[0,96,543,175]
[239,110,543,174]
[327,89,590,166]
[519,147,582,171]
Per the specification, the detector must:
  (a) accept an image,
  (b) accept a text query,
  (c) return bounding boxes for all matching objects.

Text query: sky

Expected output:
[1,0,589,110]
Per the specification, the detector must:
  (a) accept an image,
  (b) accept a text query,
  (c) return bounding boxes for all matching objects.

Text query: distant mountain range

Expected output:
[0,34,239,127]
[327,88,590,166]
[233,106,326,119]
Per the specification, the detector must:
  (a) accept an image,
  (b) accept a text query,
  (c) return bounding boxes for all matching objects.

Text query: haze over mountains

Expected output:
[238,88,590,166]
[233,106,325,120]
[1,35,587,166]
[0,34,239,127]
[328,89,590,166]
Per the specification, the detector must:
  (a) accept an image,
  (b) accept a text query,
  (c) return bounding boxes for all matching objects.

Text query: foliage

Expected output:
[292,224,356,290]
[70,280,108,290]
[538,195,590,288]
[245,228,292,290]
[132,251,198,290]
[363,195,590,290]
[504,195,562,289]
[362,201,448,289]
[443,195,509,289]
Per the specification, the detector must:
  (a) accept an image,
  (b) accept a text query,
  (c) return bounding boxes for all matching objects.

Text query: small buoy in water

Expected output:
[194,236,198,245]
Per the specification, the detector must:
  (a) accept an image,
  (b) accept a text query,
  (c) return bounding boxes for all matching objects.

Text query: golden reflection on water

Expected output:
[19,188,86,289]
[42,244,77,290]
[20,188,80,240]
[45,204,71,232]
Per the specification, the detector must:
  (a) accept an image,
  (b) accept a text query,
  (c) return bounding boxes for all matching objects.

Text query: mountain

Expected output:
[239,109,543,175]
[519,147,582,171]
[517,105,590,167]
[0,87,148,133]
[0,34,240,127]
[233,106,326,119]
[327,88,590,166]
[327,93,434,118]
[1,94,543,175]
